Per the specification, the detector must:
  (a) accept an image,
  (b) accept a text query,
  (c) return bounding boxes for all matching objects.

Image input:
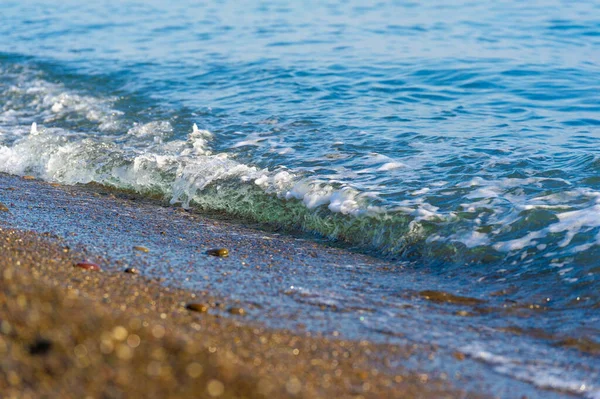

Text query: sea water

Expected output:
[0,0,598,397]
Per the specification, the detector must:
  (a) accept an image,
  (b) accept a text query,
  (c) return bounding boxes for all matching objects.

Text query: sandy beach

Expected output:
[0,174,480,398]
[2,1,599,396]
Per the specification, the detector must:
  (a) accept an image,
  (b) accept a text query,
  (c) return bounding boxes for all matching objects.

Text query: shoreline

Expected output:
[0,227,469,398]
[0,174,478,398]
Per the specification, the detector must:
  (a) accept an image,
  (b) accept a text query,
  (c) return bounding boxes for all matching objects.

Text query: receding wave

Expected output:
[1,63,600,296]
[0,119,421,257]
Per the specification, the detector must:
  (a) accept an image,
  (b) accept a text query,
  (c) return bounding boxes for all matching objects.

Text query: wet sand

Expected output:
[0,228,482,399]
[0,173,484,398]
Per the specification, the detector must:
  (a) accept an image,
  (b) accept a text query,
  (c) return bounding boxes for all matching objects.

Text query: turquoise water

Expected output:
[0,1,599,396]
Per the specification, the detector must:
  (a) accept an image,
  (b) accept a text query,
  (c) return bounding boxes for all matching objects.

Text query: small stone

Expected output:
[29,339,52,355]
[227,307,245,316]
[124,267,139,274]
[75,261,101,271]
[186,303,209,313]
[133,246,149,253]
[22,175,35,180]
[207,248,229,257]
[419,290,485,306]
[0,202,8,212]
[454,310,472,317]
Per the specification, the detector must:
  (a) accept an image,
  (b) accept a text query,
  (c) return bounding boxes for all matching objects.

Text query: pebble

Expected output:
[186,303,209,313]
[124,268,139,274]
[207,248,229,257]
[419,290,484,306]
[227,307,245,316]
[29,338,52,355]
[22,175,35,180]
[75,261,101,271]
[133,246,150,253]
[454,310,473,317]
[0,202,8,212]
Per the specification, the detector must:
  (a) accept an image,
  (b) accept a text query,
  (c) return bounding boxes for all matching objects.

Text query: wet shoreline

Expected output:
[0,175,475,398]
[0,173,586,398]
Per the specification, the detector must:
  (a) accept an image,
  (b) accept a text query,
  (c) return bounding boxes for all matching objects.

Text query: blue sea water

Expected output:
[0,0,599,397]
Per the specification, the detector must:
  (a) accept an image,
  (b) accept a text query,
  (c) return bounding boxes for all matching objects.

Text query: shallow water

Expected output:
[0,0,599,397]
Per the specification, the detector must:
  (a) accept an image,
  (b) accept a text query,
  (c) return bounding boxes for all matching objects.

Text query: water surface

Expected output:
[0,1,599,397]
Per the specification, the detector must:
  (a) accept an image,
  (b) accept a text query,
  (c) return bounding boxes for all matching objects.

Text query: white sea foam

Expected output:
[0,96,389,230]
[127,121,173,139]
[4,71,600,263]
[377,161,406,171]
[493,203,600,253]
[2,73,123,132]
[462,344,600,398]
[286,182,335,209]
[450,230,491,248]
[181,123,214,156]
[232,132,267,148]
[6,112,600,264]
